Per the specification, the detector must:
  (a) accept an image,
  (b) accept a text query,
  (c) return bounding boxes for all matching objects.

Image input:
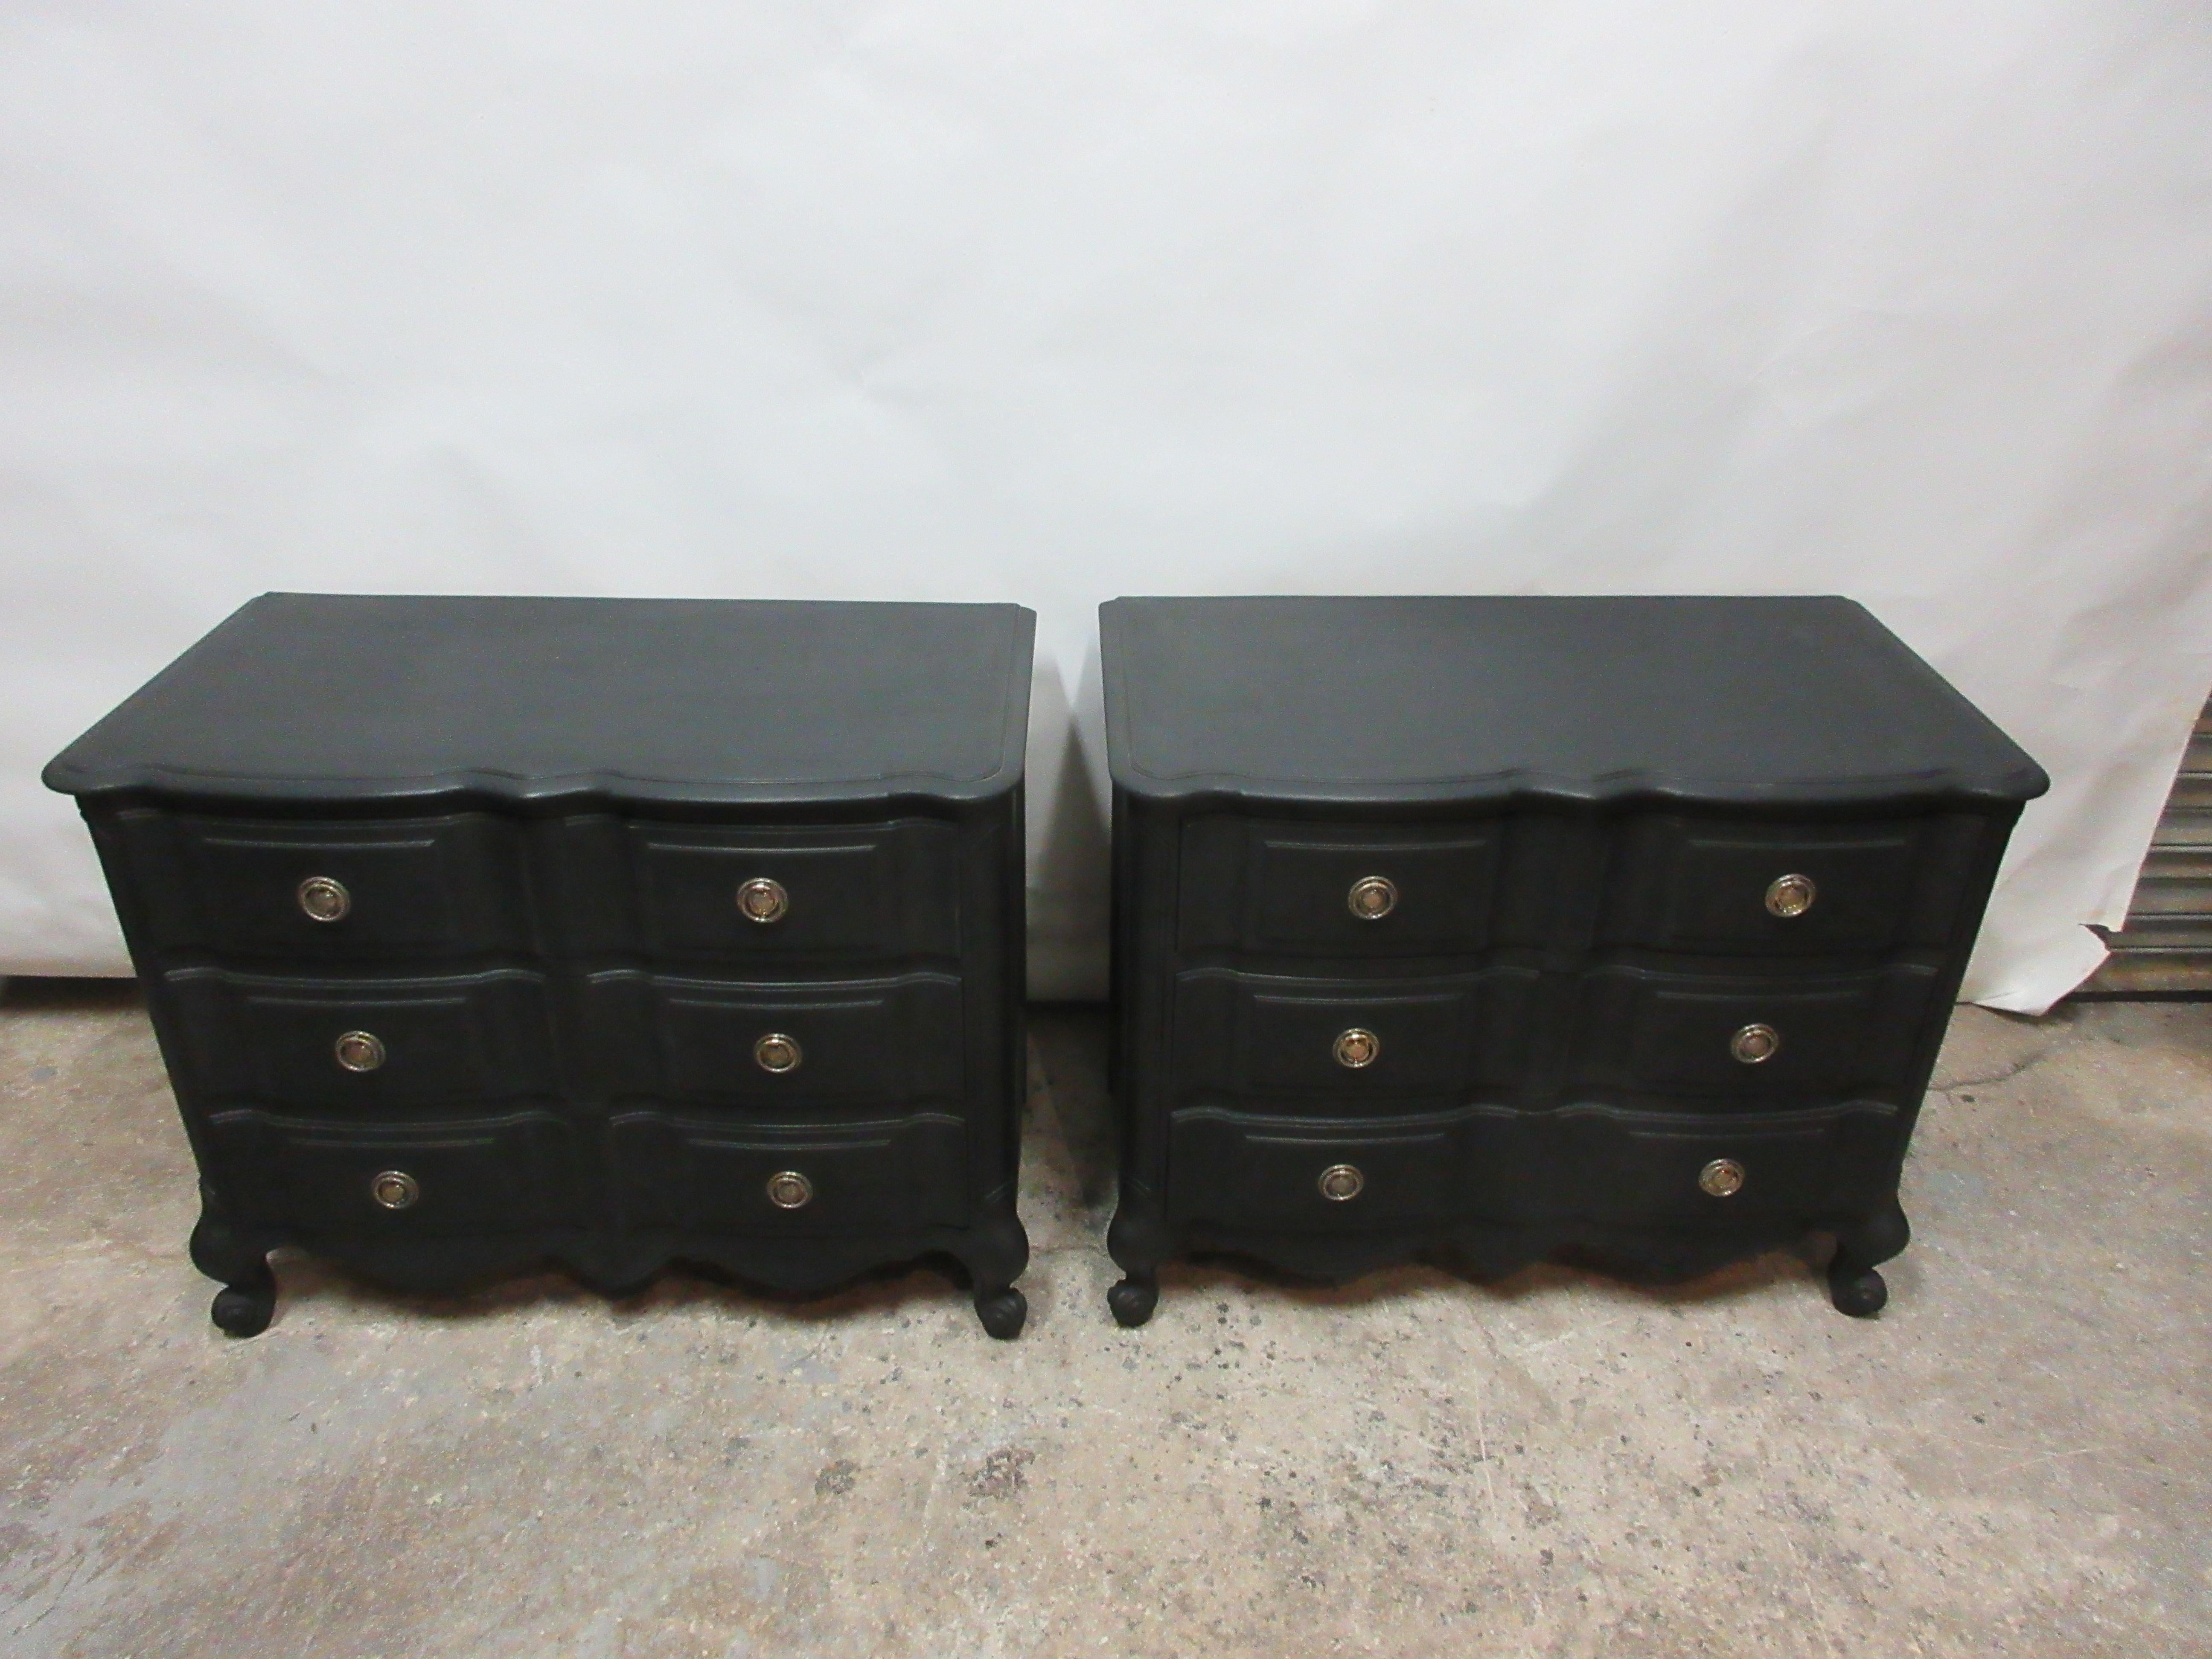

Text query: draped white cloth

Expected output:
[5,3,2210,1010]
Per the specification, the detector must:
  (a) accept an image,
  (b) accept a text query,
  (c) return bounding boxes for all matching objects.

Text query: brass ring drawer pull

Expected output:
[1765,873,1816,918]
[1332,1027,1380,1069]
[370,1169,419,1209]
[1699,1158,1745,1198]
[1730,1022,1780,1065]
[766,1170,813,1209]
[1347,876,1398,920]
[753,1032,802,1074]
[737,877,789,924]
[297,875,351,923]
[334,1030,386,1072]
[1318,1163,1365,1202]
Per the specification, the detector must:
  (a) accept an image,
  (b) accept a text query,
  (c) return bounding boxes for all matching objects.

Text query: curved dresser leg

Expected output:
[963,1201,1030,1339]
[1106,1193,1170,1327]
[1828,1204,1911,1318]
[191,1199,276,1338]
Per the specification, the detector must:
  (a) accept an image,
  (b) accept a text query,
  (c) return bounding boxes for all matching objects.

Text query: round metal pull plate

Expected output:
[298,876,351,923]
[370,1169,419,1210]
[766,1170,813,1209]
[753,1032,802,1074]
[1347,876,1398,921]
[1765,874,1816,918]
[1333,1027,1380,1069]
[1699,1158,1746,1198]
[1730,1022,1781,1065]
[1318,1163,1365,1202]
[335,1030,386,1073]
[737,877,789,925]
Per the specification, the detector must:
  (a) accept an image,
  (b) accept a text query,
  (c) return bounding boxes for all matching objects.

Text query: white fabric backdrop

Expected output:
[4,3,2210,1010]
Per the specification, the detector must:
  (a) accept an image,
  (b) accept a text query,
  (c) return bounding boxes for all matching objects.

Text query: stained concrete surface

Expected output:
[0,980,2207,1659]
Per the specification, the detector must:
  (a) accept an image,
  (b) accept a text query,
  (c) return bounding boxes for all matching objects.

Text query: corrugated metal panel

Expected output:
[2079,698,2212,995]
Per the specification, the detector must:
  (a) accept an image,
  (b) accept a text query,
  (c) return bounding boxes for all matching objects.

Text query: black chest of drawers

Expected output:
[1099,596,2046,1325]
[46,594,1036,1338]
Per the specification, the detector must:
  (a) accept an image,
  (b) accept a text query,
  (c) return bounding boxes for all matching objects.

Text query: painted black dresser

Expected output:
[1100,596,2046,1325]
[46,594,1036,1338]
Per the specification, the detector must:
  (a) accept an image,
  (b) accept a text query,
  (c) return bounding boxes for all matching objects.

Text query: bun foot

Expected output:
[1107,1275,1158,1328]
[1828,1263,1888,1318]
[975,1287,1027,1340]
[1828,1207,1906,1317]
[210,1284,275,1338]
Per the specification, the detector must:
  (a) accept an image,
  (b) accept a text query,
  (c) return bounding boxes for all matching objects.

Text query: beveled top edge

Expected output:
[47,593,1037,806]
[1100,594,2050,808]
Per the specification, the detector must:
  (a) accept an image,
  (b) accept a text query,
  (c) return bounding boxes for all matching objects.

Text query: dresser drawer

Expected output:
[1168,1108,1458,1231]
[621,819,962,962]
[1178,817,1503,955]
[206,1109,580,1236]
[1600,815,1981,954]
[581,970,964,1108]
[1547,1103,1901,1223]
[1171,967,1538,1106]
[1569,964,1936,1098]
[610,1112,969,1234]
[98,811,530,961]
[164,968,557,1110]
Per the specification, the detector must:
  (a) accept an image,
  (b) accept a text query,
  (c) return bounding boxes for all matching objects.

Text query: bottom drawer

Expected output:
[1169,1109,1460,1231]
[1165,1101,1906,1235]
[205,1109,580,1237]
[1550,1102,1903,1224]
[610,1113,969,1235]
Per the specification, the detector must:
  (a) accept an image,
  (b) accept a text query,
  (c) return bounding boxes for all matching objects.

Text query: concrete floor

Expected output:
[0,984,2207,1659]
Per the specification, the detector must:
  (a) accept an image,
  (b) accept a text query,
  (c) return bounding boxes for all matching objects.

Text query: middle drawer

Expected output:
[163,966,557,1110]
[1170,966,1540,1106]
[579,969,965,1109]
[1568,962,1940,1098]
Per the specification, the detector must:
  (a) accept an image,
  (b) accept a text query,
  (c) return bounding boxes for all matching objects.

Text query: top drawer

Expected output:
[97,811,530,961]
[616,819,963,962]
[1179,817,1502,956]
[1599,814,1985,954]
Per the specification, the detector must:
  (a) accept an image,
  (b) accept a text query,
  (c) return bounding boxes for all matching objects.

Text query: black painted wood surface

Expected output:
[1100,595,2047,1324]
[47,594,1036,1338]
